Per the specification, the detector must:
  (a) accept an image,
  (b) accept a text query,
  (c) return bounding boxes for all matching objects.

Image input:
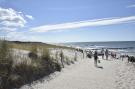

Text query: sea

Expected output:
[64,41,135,56]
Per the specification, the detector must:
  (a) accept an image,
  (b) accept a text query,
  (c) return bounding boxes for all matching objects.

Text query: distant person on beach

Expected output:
[111,52,117,59]
[83,49,85,59]
[94,50,98,67]
[105,49,109,60]
[101,48,104,59]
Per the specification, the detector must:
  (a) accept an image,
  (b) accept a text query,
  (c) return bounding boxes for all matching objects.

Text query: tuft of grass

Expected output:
[74,51,77,61]
[28,45,38,60]
[40,48,61,72]
[55,51,59,62]
[59,50,64,68]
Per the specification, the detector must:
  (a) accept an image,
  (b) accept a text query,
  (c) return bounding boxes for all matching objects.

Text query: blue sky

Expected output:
[0,0,135,43]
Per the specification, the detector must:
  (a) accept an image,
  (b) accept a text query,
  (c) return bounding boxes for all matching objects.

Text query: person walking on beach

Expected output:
[83,49,85,59]
[101,48,104,59]
[105,49,109,60]
[94,50,98,67]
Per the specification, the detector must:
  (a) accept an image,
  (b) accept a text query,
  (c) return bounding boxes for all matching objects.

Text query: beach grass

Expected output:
[0,40,63,89]
[10,41,75,51]
[0,39,80,89]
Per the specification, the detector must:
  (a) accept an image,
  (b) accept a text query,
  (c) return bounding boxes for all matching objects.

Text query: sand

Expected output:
[20,56,135,89]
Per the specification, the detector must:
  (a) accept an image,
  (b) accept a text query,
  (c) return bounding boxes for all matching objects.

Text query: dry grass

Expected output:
[11,41,75,51]
[0,39,78,89]
[0,39,13,89]
[0,40,62,89]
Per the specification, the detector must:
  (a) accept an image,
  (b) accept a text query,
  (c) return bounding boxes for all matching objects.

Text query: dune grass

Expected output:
[11,41,75,51]
[0,40,62,89]
[0,39,79,89]
[0,39,13,89]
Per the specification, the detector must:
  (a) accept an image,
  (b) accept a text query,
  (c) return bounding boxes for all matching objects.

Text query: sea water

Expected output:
[64,41,135,56]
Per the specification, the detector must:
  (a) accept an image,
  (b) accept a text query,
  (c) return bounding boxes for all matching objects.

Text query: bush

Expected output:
[28,45,38,60]
[12,61,42,82]
[8,74,24,88]
[53,62,61,71]
[10,48,61,89]
[40,48,61,73]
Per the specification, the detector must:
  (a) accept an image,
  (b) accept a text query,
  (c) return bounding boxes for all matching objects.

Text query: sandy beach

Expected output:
[20,56,135,89]
[1,1,135,89]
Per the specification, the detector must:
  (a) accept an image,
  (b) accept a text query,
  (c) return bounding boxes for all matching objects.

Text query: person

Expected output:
[101,48,104,59]
[105,49,109,60]
[83,49,85,59]
[94,50,98,67]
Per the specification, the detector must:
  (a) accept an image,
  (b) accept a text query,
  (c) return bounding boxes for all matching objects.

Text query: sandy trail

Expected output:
[20,58,135,89]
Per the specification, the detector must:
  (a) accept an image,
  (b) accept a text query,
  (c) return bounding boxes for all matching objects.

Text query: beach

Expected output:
[20,55,135,89]
[1,0,135,89]
[0,40,135,89]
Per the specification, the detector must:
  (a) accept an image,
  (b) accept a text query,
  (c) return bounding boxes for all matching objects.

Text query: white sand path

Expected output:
[20,58,135,89]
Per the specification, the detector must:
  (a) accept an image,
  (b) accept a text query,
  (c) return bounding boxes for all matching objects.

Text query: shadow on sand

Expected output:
[96,65,103,69]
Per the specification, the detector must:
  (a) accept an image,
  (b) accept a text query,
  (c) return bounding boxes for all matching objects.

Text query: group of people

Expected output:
[93,48,109,67]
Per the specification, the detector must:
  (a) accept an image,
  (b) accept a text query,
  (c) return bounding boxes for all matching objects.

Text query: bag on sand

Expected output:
[98,60,100,63]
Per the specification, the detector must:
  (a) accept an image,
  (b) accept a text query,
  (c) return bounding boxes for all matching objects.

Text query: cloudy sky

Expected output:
[0,0,135,43]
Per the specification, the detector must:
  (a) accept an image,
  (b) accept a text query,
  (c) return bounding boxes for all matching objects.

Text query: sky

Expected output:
[0,0,135,43]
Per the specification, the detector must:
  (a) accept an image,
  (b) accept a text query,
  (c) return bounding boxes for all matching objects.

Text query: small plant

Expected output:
[28,44,38,60]
[41,48,50,60]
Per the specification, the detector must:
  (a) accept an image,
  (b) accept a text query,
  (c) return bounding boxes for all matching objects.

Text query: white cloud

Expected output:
[127,4,135,8]
[0,7,26,28]
[0,7,34,41]
[25,15,34,20]
[30,16,135,32]
[0,7,34,33]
